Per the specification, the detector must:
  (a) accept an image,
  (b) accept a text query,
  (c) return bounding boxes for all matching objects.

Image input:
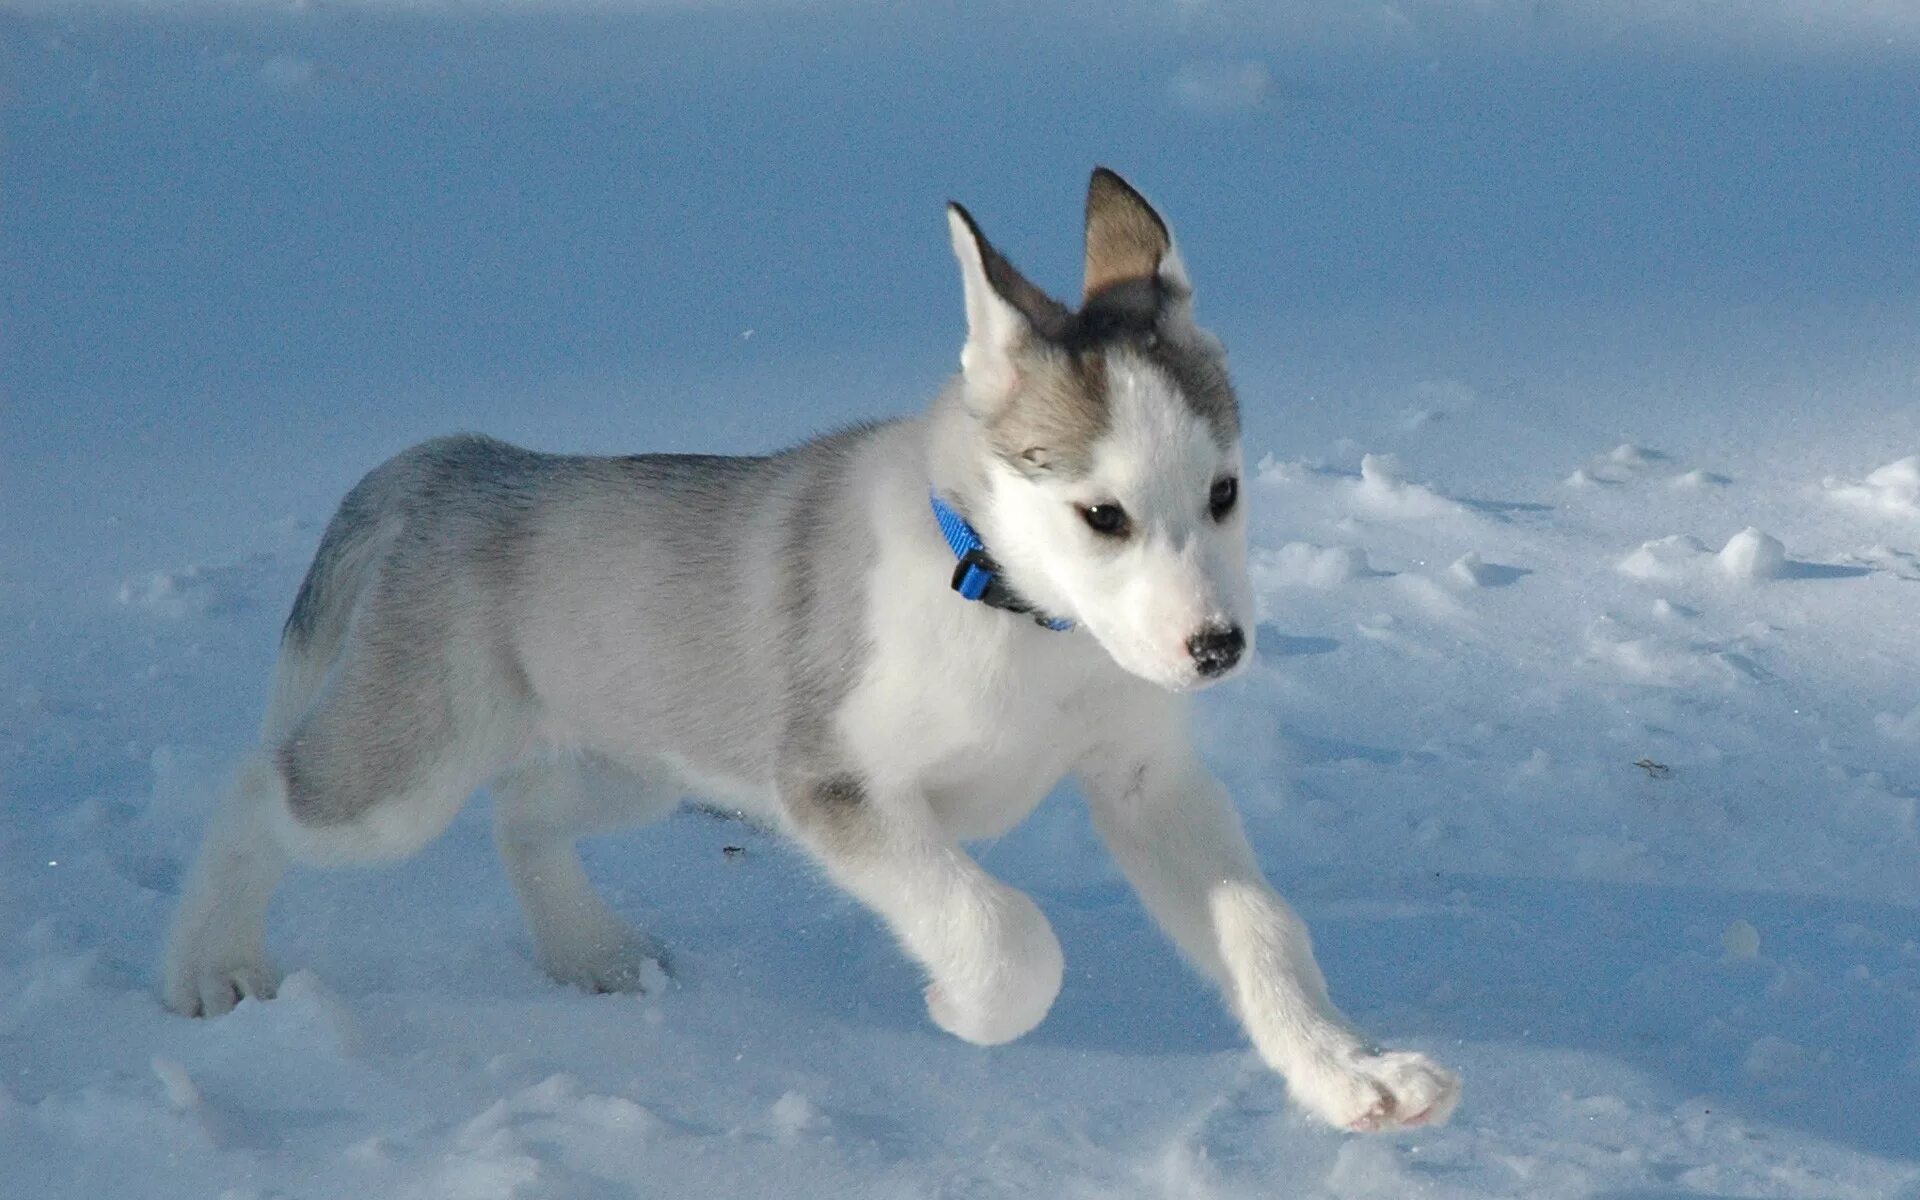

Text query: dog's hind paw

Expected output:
[1294,1048,1461,1133]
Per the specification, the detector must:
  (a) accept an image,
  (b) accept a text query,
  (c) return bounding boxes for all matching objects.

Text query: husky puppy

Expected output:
[163,169,1459,1132]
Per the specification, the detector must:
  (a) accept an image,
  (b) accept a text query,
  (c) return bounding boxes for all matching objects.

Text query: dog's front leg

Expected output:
[1081,741,1460,1132]
[783,773,1064,1046]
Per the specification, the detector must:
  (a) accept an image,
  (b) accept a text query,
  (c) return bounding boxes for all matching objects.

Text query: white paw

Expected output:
[539,930,670,996]
[1293,1047,1461,1133]
[164,952,282,1018]
[924,888,1064,1046]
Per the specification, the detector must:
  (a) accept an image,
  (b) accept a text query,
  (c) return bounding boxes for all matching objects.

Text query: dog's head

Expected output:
[948,168,1253,692]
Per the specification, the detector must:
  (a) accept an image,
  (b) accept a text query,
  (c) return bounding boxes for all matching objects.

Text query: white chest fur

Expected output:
[840,492,1136,839]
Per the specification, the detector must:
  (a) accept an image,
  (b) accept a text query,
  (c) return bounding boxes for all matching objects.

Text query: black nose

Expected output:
[1187,625,1245,677]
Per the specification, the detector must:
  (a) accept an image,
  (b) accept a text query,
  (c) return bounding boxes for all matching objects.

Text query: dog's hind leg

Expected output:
[166,628,529,1015]
[493,753,680,994]
[162,751,294,1017]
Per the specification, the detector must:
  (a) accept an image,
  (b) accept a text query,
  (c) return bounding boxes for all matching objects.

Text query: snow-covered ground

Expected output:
[4,3,1919,1197]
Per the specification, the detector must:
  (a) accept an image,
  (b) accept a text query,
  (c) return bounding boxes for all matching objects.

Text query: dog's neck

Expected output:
[921,379,996,521]
[920,380,1070,630]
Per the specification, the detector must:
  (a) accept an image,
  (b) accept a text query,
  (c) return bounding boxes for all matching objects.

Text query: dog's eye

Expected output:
[1080,503,1130,538]
[1208,476,1239,520]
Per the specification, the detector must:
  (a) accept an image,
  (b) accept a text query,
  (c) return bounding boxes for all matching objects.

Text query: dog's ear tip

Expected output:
[1087,166,1140,198]
[947,202,982,237]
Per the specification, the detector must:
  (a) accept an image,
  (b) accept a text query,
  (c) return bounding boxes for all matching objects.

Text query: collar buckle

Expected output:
[950,548,998,602]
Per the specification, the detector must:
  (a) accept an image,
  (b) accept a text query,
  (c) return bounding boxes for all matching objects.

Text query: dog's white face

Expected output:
[986,351,1254,691]
[948,170,1256,692]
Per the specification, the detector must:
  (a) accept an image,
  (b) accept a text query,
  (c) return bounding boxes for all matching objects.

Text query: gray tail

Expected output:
[262,471,400,743]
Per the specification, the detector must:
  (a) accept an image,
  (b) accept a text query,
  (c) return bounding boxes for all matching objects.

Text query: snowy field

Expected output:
[5,3,1920,1197]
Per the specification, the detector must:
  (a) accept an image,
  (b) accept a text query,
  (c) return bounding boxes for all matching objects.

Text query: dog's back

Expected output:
[268,428,888,841]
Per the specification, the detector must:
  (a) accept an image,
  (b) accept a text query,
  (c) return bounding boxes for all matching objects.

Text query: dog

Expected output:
[162,168,1460,1132]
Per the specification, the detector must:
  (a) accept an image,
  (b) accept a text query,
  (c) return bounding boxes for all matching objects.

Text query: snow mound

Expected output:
[1567,442,1670,486]
[1251,542,1372,589]
[117,554,271,618]
[1671,468,1732,489]
[1324,1137,1421,1197]
[1826,454,1920,518]
[1618,529,1790,584]
[1618,534,1712,581]
[769,1090,828,1141]
[1717,527,1788,582]
[1721,919,1762,962]
[1448,550,1525,588]
[1354,453,1461,518]
[436,1074,663,1197]
[1605,442,1663,470]
[1396,378,1477,431]
[1584,625,1702,686]
[1253,453,1464,520]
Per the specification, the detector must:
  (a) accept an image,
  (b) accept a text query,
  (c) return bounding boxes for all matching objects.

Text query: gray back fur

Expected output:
[275,426,894,828]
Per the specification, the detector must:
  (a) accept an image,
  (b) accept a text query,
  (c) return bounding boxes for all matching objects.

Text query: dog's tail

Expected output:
[261,462,405,744]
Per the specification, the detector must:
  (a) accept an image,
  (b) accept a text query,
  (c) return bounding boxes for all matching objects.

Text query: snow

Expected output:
[5,2,1920,1198]
[1829,456,1920,520]
[1717,528,1789,584]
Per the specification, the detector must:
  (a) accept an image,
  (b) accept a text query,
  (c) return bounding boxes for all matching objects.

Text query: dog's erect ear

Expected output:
[948,203,1067,406]
[1083,167,1198,322]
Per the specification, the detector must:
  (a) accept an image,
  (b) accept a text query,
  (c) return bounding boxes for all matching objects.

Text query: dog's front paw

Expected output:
[539,929,670,996]
[1293,1047,1461,1133]
[164,952,282,1018]
[924,888,1064,1046]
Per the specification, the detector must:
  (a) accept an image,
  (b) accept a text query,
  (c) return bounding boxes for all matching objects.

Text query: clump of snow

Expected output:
[1252,452,1461,520]
[1671,468,1731,489]
[1618,529,1789,584]
[1717,527,1788,582]
[1618,534,1711,581]
[1606,442,1661,470]
[1584,626,1692,685]
[1324,1137,1419,1197]
[149,1057,202,1111]
[1354,453,1461,518]
[769,1090,827,1141]
[1448,550,1524,588]
[1827,454,1920,518]
[1874,704,1920,742]
[1397,379,1477,431]
[1650,597,1694,621]
[1251,541,1372,589]
[1449,551,1490,587]
[1568,442,1669,486]
[117,555,269,618]
[1721,919,1762,962]
[223,969,361,1054]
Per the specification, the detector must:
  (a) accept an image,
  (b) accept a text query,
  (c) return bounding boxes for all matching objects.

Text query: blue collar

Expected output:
[929,493,1073,631]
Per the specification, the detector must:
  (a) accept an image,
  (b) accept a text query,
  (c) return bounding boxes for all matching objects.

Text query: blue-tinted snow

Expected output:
[3,3,1918,1196]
